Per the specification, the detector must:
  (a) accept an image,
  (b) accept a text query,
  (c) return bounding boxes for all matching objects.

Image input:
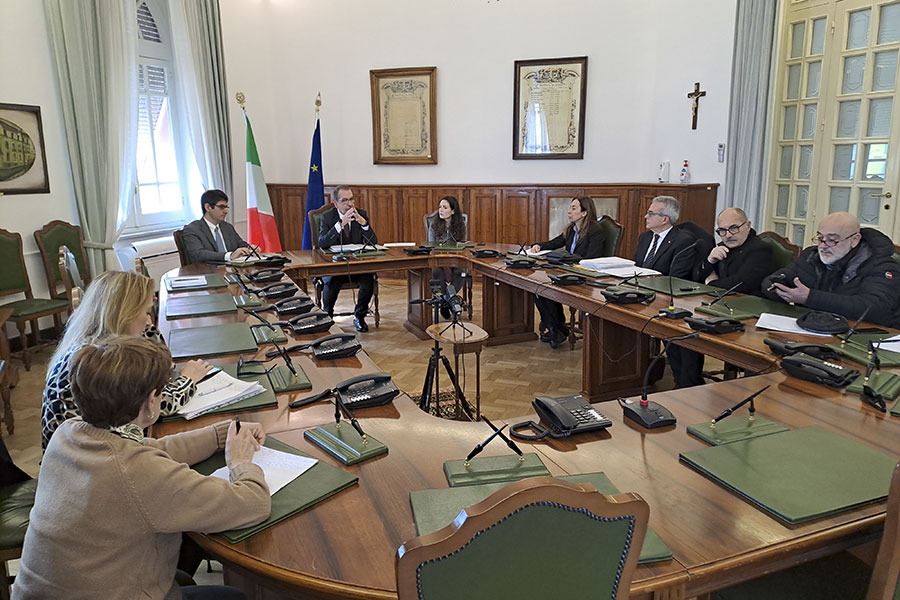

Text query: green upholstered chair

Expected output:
[713,461,900,600]
[0,435,35,600]
[396,477,649,600]
[33,220,91,304]
[0,228,69,371]
[424,211,473,319]
[307,204,380,326]
[757,231,801,270]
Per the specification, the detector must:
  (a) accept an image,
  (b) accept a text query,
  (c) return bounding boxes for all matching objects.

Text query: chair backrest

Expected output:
[58,245,85,311]
[396,477,649,600]
[0,228,33,300]
[307,204,334,251]
[867,461,900,600]
[172,229,190,267]
[596,215,624,257]
[757,231,801,270]
[424,211,469,241]
[33,220,91,299]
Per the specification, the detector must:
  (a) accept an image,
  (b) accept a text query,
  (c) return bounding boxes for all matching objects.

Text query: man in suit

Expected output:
[182,189,253,265]
[633,196,696,278]
[317,185,378,332]
[672,208,777,388]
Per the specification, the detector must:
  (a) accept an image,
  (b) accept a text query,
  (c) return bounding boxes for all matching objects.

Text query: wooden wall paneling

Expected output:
[428,188,467,239]
[540,188,583,240]
[267,184,306,250]
[401,188,431,243]
[680,185,718,233]
[466,188,502,243]
[499,188,537,245]
[583,187,630,257]
[358,187,401,243]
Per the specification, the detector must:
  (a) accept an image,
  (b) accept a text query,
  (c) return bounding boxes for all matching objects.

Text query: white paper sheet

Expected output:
[210,446,318,496]
[327,244,387,253]
[177,372,265,419]
[598,266,662,278]
[872,334,900,352]
[755,312,831,337]
[383,242,416,247]
[578,256,636,270]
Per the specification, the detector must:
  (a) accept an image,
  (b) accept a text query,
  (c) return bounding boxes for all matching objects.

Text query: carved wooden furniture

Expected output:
[32,219,91,306]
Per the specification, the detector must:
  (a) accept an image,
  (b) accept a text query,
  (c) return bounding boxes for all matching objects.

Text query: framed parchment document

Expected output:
[513,56,587,160]
[370,66,437,165]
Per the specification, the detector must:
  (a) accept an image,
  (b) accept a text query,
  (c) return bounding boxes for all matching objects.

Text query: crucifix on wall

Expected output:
[687,82,706,130]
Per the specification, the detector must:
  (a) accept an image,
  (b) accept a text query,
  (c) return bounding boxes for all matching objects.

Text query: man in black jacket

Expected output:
[761,212,900,328]
[633,196,696,278]
[317,185,377,332]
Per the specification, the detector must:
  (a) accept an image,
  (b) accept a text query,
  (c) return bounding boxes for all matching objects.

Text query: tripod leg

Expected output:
[420,355,436,412]
[439,354,474,420]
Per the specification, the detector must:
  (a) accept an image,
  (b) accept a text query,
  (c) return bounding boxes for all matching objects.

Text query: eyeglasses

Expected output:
[715,221,748,237]
[645,210,665,218]
[213,203,229,210]
[812,233,858,247]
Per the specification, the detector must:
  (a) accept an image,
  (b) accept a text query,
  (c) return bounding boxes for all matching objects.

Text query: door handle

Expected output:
[871,191,892,199]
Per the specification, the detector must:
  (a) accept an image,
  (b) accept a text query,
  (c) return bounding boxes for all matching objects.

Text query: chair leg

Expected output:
[373,280,380,327]
[15,321,29,372]
[0,560,11,600]
[2,383,13,436]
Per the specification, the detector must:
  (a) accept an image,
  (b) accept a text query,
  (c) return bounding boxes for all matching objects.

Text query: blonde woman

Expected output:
[41,271,211,449]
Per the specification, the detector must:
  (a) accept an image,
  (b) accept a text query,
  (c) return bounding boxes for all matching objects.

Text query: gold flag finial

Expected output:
[315,92,321,114]
[235,92,246,110]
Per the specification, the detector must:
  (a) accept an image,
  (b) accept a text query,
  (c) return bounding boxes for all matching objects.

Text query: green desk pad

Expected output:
[892,397,900,417]
[687,416,789,446]
[422,241,475,249]
[555,264,607,278]
[165,293,238,320]
[160,364,278,422]
[321,246,386,256]
[251,325,288,345]
[847,371,900,400]
[168,323,257,360]
[304,421,388,465]
[224,273,251,284]
[629,276,722,297]
[232,293,263,308]
[828,339,900,368]
[679,426,896,524]
[192,436,358,543]
[164,274,228,293]
[695,295,809,320]
[410,472,672,563]
[444,453,550,487]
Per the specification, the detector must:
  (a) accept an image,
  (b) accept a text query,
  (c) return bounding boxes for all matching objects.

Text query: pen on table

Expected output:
[710,385,769,427]
[465,424,508,464]
[482,416,523,458]
[235,416,241,433]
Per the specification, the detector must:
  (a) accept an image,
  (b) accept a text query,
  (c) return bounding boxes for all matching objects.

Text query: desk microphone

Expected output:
[620,332,699,429]
[659,241,699,320]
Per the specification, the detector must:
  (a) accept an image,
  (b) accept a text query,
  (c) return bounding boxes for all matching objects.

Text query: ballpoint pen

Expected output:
[710,385,770,427]
[464,424,508,465]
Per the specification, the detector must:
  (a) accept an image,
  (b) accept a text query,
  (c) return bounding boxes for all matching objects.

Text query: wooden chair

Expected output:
[758,230,801,270]
[396,477,648,600]
[424,211,473,319]
[713,460,900,600]
[0,435,35,600]
[32,220,91,307]
[0,229,69,371]
[307,205,380,326]
[567,215,624,349]
[58,245,85,312]
[172,229,190,267]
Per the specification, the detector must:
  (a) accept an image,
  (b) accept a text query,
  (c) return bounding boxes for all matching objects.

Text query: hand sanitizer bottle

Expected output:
[679,160,690,184]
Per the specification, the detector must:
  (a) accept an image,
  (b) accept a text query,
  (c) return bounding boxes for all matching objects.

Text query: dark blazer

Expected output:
[182,218,250,264]
[633,227,697,279]
[538,224,606,259]
[318,207,378,249]
[693,229,775,296]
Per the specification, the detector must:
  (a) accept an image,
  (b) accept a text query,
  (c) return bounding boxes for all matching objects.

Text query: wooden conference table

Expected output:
[156,262,900,600]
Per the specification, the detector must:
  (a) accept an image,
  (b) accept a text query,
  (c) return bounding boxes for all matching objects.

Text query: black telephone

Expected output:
[602,285,656,304]
[549,274,586,286]
[259,282,297,299]
[504,258,535,269]
[545,250,579,265]
[510,395,612,441]
[471,248,503,259]
[274,295,315,316]
[247,268,284,283]
[309,333,362,360]
[764,338,839,360]
[288,311,334,334]
[685,316,745,334]
[254,255,289,268]
[404,246,433,256]
[781,352,859,387]
[335,372,400,409]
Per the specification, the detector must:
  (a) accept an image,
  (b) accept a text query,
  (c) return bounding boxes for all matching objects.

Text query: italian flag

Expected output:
[244,112,282,252]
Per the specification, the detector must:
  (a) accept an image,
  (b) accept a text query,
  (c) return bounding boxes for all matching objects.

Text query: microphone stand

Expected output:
[840,306,872,347]
[658,241,699,320]
[701,281,743,315]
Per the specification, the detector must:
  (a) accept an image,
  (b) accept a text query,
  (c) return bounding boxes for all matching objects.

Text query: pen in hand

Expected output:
[235,416,241,434]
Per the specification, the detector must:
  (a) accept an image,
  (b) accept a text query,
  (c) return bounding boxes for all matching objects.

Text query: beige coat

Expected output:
[14,419,270,600]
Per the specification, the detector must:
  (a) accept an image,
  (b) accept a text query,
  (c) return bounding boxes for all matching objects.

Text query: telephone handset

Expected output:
[254,255,289,268]
[510,395,612,440]
[274,295,315,316]
[309,333,361,360]
[248,268,284,283]
[259,282,297,299]
[781,352,859,387]
[470,248,503,259]
[764,338,839,360]
[549,274,586,286]
[335,372,400,408]
[601,286,656,304]
[545,250,579,265]
[685,316,745,334]
[504,258,536,269]
[404,246,433,256]
[288,311,333,334]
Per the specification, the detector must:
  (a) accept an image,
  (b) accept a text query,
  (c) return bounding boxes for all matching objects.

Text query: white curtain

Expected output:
[168,0,233,206]
[723,0,778,226]
[44,0,138,273]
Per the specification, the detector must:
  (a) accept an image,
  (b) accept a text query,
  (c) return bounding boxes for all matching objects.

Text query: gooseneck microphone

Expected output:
[659,240,699,320]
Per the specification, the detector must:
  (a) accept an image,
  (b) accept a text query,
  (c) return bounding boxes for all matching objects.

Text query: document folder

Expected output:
[165,293,238,320]
[168,323,257,359]
[164,274,228,293]
[695,295,809,320]
[159,364,278,422]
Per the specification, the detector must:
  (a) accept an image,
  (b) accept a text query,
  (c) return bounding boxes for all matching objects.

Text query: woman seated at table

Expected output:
[15,337,270,600]
[427,195,468,316]
[529,196,606,348]
[41,270,212,450]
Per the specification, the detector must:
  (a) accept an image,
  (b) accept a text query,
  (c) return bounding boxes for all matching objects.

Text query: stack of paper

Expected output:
[177,371,265,419]
[211,446,318,496]
[327,243,387,253]
[168,275,207,289]
[755,312,831,337]
[874,334,900,352]
[579,256,635,270]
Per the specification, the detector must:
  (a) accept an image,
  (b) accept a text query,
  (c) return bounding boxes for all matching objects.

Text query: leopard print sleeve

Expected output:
[41,347,80,450]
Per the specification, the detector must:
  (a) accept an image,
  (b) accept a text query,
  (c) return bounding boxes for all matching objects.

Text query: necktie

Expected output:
[645,234,660,265]
[214,226,226,253]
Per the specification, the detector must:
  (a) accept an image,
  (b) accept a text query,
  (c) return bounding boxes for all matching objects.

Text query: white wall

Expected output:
[219,0,737,224]
[0,1,79,334]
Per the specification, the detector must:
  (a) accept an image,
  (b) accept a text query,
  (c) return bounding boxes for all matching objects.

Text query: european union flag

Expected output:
[302,119,325,250]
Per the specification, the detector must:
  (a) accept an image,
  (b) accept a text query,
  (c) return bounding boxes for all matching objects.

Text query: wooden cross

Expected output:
[687,82,706,130]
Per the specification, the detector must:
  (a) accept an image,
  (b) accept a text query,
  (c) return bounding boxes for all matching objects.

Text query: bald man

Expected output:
[761,212,900,327]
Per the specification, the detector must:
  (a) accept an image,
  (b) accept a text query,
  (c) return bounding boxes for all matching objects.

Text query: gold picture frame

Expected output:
[370,66,437,165]
[513,56,587,160]
[0,102,50,194]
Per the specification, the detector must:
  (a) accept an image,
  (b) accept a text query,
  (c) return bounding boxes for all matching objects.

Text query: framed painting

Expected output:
[370,66,437,165]
[0,102,50,194]
[513,56,587,160]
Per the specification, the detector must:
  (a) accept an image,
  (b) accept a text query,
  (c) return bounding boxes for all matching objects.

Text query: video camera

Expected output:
[428,279,464,317]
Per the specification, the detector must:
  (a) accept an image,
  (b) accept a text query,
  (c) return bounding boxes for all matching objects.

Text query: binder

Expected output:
[168,323,257,360]
[165,293,238,320]
[695,295,808,320]
[164,274,228,293]
[159,364,278,422]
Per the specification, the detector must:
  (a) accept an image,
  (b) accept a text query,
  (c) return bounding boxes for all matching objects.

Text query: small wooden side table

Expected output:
[424,321,489,420]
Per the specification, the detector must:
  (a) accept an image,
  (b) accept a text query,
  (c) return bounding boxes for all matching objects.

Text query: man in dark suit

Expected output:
[317,185,378,332]
[182,189,252,264]
[633,196,696,278]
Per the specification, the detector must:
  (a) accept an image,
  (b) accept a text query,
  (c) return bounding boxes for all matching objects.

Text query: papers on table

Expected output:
[873,334,900,352]
[576,257,661,278]
[168,275,207,289]
[327,243,387,253]
[755,312,831,337]
[177,371,265,420]
[383,242,417,247]
[525,249,551,257]
[211,446,318,496]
